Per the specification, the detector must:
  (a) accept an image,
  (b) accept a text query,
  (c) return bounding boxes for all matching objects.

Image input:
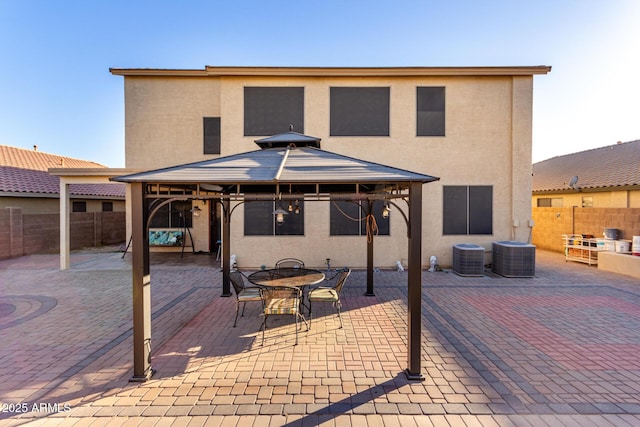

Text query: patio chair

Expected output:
[260,285,309,345]
[308,268,351,329]
[275,258,305,269]
[229,269,263,327]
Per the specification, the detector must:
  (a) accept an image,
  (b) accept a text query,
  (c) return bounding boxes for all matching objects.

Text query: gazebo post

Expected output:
[406,181,424,380]
[130,182,153,382]
[221,197,232,297]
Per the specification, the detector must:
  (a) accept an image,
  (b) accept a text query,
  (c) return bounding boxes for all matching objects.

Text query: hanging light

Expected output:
[191,205,202,218]
[382,202,391,219]
[294,200,300,214]
[287,185,294,212]
[273,206,288,224]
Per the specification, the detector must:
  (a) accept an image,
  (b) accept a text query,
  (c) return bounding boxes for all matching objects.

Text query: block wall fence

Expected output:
[3,206,636,260]
[1,207,125,259]
[532,207,640,252]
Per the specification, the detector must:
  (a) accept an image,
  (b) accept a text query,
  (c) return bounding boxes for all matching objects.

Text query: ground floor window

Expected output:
[72,201,86,212]
[149,200,193,229]
[330,200,390,236]
[443,186,493,235]
[537,197,563,207]
[244,200,304,236]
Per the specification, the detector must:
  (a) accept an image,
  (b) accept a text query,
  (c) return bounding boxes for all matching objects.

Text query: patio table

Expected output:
[248,268,325,313]
[248,268,325,288]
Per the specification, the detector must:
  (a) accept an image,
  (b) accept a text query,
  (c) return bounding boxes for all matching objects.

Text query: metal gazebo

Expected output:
[112,131,439,381]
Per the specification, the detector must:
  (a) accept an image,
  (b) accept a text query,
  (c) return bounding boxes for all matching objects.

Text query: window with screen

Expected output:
[330,87,390,136]
[72,201,86,212]
[417,87,445,136]
[244,200,304,236]
[330,200,390,236]
[244,87,304,136]
[149,200,193,228]
[203,117,221,154]
[537,198,563,207]
[443,186,492,235]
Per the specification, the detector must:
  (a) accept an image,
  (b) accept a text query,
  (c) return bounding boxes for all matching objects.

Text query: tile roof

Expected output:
[532,140,640,192]
[1,167,59,194]
[0,145,125,198]
[0,144,105,171]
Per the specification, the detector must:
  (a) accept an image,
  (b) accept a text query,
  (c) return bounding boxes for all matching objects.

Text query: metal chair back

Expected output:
[229,270,246,295]
[275,258,305,269]
[308,268,351,329]
[229,269,262,327]
[332,269,351,295]
[260,285,308,345]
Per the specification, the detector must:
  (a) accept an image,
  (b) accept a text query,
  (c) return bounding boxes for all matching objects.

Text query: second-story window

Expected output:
[244,87,304,136]
[330,87,390,136]
[203,117,221,154]
[417,87,445,136]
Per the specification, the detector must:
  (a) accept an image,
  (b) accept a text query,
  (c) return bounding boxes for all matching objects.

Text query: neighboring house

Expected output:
[0,145,126,213]
[107,65,550,268]
[0,145,126,258]
[532,139,640,209]
[531,140,640,251]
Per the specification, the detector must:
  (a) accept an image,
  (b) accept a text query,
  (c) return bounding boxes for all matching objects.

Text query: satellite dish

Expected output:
[568,175,578,188]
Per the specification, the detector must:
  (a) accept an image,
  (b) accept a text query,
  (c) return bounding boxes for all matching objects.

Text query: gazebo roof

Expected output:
[112,145,438,192]
[254,131,321,149]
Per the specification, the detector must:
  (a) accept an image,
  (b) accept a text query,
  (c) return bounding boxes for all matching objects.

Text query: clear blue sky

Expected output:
[1,0,638,167]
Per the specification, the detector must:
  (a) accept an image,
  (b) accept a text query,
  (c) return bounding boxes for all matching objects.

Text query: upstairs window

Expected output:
[203,117,221,154]
[330,87,390,136]
[417,87,445,136]
[244,87,304,136]
[443,186,492,235]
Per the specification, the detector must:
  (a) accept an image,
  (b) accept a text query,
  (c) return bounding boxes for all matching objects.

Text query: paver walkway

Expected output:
[1,249,640,426]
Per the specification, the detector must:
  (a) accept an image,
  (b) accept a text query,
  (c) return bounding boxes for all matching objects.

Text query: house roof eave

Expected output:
[110,65,552,78]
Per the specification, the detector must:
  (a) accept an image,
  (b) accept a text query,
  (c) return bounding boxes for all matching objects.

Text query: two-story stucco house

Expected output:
[109,65,550,268]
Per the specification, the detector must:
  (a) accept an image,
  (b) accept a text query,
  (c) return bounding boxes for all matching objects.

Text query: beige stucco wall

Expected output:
[123,73,536,268]
[1,197,61,214]
[0,197,125,214]
[533,188,640,209]
[124,77,221,169]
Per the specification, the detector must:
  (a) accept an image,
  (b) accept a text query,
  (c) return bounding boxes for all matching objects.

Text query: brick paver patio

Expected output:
[1,249,640,426]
